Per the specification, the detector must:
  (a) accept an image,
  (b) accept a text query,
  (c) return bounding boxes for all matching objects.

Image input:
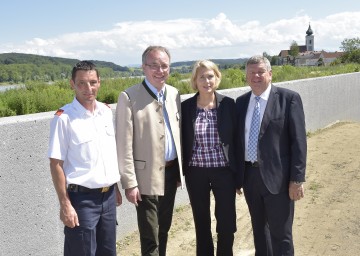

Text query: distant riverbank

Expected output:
[0,84,24,92]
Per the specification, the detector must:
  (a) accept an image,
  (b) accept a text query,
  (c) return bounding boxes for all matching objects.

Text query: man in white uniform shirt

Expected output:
[48,61,122,256]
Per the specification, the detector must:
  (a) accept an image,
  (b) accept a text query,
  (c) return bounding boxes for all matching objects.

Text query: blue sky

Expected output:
[1,0,359,65]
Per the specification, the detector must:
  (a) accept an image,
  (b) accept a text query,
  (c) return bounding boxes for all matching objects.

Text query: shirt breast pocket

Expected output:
[105,124,115,136]
[71,132,96,163]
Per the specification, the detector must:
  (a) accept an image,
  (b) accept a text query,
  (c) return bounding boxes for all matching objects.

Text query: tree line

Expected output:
[0,53,131,83]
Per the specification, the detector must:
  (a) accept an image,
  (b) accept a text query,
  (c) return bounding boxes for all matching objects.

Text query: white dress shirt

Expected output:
[48,98,120,188]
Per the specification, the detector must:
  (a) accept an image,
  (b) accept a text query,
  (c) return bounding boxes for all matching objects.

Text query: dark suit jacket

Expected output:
[182,91,240,188]
[236,85,307,194]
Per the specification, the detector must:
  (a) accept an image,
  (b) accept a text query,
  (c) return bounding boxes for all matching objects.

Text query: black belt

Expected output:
[245,161,259,168]
[68,184,113,193]
[165,158,178,168]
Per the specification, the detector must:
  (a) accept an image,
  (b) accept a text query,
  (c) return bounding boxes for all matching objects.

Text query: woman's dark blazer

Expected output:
[181,91,240,188]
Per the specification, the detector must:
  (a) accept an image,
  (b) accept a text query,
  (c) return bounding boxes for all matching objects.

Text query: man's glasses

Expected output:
[145,63,170,71]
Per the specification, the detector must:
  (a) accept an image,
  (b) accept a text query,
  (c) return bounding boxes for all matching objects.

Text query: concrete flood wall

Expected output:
[0,72,359,255]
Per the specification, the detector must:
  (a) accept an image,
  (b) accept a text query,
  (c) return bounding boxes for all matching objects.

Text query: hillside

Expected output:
[0,53,247,70]
[171,58,247,67]
[0,52,249,84]
[0,52,129,71]
[0,52,132,83]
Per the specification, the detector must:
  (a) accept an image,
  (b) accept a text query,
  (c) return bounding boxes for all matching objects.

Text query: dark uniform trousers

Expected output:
[136,163,179,256]
[64,184,117,256]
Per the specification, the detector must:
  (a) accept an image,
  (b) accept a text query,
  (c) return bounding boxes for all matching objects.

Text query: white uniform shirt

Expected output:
[48,98,120,188]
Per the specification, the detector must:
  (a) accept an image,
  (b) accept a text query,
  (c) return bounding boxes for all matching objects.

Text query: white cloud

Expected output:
[1,12,359,65]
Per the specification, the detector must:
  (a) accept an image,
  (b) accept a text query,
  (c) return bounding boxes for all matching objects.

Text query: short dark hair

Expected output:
[71,61,99,81]
[142,46,171,64]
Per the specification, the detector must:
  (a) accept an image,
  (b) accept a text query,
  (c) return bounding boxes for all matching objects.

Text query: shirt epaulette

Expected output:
[55,109,64,116]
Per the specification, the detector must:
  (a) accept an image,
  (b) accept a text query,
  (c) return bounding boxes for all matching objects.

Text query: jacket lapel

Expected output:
[142,80,158,100]
[240,93,251,131]
[259,85,278,138]
[215,91,224,124]
[189,93,198,130]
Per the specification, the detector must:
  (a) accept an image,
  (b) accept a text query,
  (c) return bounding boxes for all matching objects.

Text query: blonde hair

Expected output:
[190,60,221,91]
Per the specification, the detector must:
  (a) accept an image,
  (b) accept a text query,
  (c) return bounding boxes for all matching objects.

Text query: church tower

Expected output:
[306,24,314,51]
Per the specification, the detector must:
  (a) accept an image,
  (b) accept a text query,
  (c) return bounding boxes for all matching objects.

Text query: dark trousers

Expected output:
[243,166,294,256]
[64,185,117,256]
[136,164,179,256]
[185,166,236,256]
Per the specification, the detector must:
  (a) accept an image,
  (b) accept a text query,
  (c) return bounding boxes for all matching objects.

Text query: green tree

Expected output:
[263,52,272,62]
[340,37,360,64]
[271,56,279,66]
[340,37,360,52]
[288,41,299,66]
[289,41,300,57]
[317,58,324,66]
[0,68,9,82]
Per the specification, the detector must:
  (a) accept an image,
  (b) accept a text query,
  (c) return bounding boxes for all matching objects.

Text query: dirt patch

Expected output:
[117,122,360,255]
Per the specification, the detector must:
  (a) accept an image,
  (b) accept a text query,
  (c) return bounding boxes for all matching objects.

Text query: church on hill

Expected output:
[278,24,343,66]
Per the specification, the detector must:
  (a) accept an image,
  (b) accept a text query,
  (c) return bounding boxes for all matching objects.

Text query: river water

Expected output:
[0,84,24,92]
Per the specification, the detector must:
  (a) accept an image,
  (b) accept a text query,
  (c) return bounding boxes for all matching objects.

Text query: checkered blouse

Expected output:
[189,108,229,168]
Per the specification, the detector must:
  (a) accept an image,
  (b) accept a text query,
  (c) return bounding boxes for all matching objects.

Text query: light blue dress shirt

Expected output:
[145,78,177,161]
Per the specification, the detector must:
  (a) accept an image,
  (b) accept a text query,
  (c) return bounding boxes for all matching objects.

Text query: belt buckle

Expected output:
[101,186,109,193]
[68,184,77,192]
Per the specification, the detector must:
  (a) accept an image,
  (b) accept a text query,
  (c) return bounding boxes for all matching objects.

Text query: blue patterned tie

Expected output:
[248,96,261,162]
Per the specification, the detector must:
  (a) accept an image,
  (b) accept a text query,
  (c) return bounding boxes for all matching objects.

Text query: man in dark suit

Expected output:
[236,55,307,256]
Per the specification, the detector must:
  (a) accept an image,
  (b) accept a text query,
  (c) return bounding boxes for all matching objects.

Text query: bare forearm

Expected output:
[49,158,79,227]
[50,159,70,206]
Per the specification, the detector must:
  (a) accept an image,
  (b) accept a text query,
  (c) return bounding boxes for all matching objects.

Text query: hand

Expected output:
[60,204,79,228]
[289,182,305,201]
[115,184,122,206]
[125,187,142,206]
